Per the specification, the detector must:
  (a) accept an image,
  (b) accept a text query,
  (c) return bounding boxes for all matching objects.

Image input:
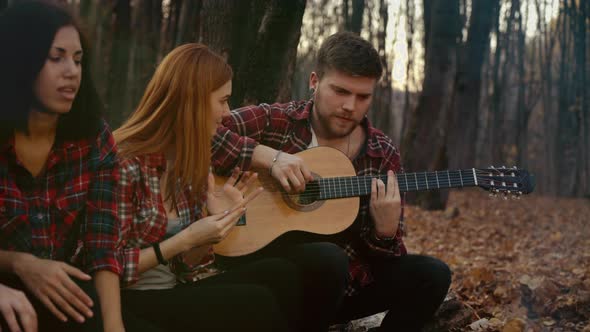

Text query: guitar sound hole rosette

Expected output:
[282,172,325,212]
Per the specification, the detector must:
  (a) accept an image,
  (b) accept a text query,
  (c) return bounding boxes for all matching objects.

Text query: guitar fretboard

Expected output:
[316,169,478,200]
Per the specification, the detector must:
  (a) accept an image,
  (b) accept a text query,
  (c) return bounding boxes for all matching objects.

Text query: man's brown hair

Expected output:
[315,31,383,79]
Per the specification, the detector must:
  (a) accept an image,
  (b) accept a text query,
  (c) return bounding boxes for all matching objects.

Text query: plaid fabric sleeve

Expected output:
[211,104,272,174]
[168,196,217,278]
[116,159,142,287]
[79,121,124,275]
[361,143,407,257]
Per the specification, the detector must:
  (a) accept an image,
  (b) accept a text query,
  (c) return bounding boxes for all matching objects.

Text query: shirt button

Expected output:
[0,207,5,213]
[37,213,43,220]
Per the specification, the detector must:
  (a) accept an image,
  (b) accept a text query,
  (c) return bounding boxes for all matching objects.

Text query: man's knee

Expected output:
[425,256,452,292]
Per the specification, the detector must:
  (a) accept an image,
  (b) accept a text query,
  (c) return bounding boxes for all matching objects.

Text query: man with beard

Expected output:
[212,31,451,331]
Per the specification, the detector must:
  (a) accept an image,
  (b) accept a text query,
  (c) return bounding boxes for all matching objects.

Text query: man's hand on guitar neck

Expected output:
[252,145,313,193]
[370,170,402,238]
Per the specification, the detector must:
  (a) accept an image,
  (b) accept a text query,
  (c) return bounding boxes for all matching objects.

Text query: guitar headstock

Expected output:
[476,166,535,197]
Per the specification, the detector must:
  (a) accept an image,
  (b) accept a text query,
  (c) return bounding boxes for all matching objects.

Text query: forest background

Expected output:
[2,1,589,331]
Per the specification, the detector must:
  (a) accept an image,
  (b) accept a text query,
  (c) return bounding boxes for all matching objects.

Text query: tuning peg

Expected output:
[501,165,506,169]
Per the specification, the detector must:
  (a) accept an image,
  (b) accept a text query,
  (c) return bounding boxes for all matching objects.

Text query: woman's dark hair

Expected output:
[0,1,103,143]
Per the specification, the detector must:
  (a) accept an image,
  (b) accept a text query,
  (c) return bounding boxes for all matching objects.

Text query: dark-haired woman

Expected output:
[0,2,123,332]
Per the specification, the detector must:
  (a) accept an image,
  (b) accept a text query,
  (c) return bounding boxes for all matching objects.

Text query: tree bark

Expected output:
[201,0,306,107]
[372,0,392,137]
[515,0,531,169]
[105,0,131,126]
[401,0,415,143]
[343,0,364,34]
[175,0,201,45]
[446,0,498,170]
[401,0,461,210]
[572,0,588,196]
[555,2,578,196]
[123,0,162,122]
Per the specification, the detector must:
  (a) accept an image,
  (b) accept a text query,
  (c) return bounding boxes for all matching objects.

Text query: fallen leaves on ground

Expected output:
[405,189,590,332]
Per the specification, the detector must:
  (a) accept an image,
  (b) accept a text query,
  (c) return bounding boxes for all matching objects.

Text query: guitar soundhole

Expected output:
[282,173,325,212]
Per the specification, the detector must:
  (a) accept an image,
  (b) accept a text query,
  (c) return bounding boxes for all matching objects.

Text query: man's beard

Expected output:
[313,99,359,140]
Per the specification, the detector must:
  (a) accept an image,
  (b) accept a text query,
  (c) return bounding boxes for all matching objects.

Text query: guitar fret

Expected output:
[329,178,334,199]
[414,173,418,191]
[425,172,429,190]
[459,171,464,187]
[404,173,409,192]
[435,171,440,188]
[446,170,451,188]
[345,177,350,197]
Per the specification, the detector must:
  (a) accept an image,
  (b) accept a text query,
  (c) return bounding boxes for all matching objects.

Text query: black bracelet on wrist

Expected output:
[152,243,168,266]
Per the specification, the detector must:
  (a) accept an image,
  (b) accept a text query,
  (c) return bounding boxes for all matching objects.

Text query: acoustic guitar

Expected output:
[213,146,535,256]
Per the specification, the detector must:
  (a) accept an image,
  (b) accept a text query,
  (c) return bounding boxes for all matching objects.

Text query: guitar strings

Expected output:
[257,170,522,198]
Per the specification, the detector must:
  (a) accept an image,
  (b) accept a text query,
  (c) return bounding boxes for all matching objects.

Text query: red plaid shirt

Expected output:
[0,120,122,275]
[212,100,407,295]
[117,153,217,287]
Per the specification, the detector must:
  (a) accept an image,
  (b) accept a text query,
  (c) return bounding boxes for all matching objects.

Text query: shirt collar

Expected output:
[141,153,167,172]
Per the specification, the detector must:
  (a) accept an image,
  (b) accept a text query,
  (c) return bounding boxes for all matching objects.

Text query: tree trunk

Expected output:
[343,0,364,34]
[572,0,588,196]
[372,0,392,137]
[123,0,162,122]
[446,0,498,170]
[555,0,582,196]
[401,0,415,144]
[535,0,560,194]
[242,0,306,105]
[175,0,201,45]
[401,0,461,210]
[515,0,531,169]
[105,0,131,126]
[201,0,307,107]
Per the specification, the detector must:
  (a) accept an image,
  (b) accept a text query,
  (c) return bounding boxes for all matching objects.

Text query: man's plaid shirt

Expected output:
[0,120,122,275]
[212,100,407,296]
[117,153,218,287]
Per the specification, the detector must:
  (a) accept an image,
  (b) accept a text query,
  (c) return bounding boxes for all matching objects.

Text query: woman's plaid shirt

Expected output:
[117,153,218,287]
[0,120,122,275]
[211,100,407,296]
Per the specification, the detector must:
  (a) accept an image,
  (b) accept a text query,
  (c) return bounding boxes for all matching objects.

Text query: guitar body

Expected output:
[213,147,359,256]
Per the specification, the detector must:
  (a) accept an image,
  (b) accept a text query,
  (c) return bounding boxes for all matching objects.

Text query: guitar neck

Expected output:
[317,169,479,200]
